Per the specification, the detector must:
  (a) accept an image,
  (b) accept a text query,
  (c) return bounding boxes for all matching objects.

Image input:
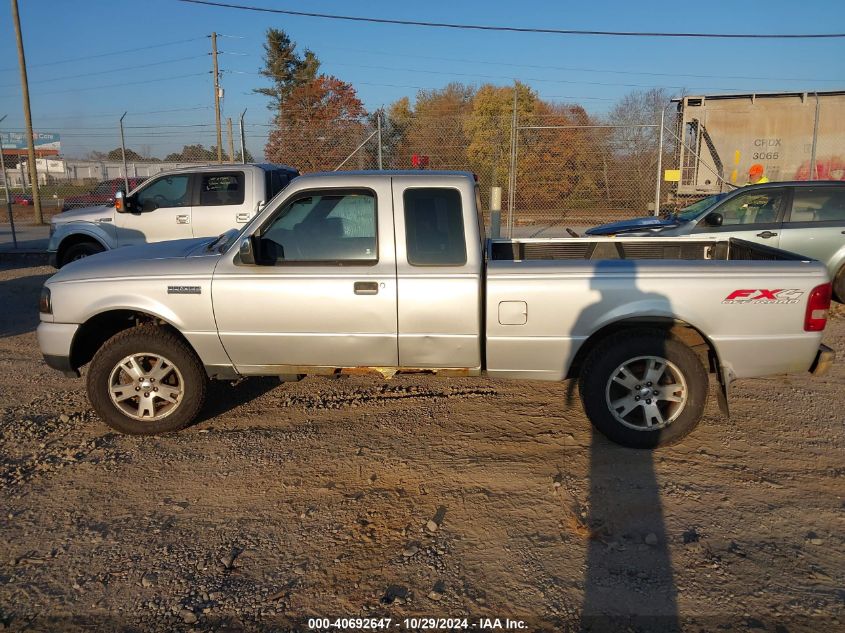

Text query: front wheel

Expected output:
[579,329,709,449]
[86,324,207,435]
[60,241,104,267]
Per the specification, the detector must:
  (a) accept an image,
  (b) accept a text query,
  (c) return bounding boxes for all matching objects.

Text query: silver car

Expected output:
[587,181,845,301]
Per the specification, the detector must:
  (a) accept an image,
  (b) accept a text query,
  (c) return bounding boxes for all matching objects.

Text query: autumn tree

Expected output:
[464,82,535,189]
[516,101,604,210]
[254,28,320,111]
[605,88,673,211]
[391,83,475,170]
[264,75,367,172]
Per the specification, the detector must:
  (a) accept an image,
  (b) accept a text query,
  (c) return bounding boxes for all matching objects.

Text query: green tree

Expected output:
[464,82,535,188]
[164,144,220,162]
[107,147,143,161]
[254,28,320,111]
[234,147,255,163]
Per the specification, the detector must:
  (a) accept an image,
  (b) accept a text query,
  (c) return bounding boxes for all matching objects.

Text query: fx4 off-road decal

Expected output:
[722,289,804,304]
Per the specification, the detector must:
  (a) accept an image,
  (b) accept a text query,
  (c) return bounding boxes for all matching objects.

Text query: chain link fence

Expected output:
[3,93,843,240]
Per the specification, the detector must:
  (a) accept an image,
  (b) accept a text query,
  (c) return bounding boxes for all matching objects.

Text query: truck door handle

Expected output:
[236,212,250,223]
[756,231,777,238]
[354,281,379,295]
[176,214,190,224]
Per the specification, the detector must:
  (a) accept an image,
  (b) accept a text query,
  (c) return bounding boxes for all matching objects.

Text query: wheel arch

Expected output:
[56,232,109,266]
[566,316,720,381]
[70,308,196,371]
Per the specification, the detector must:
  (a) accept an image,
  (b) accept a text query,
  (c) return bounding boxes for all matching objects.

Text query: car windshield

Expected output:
[675,194,725,221]
[91,181,114,195]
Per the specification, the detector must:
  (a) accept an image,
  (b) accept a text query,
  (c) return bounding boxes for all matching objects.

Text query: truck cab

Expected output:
[48,163,298,267]
[212,171,483,374]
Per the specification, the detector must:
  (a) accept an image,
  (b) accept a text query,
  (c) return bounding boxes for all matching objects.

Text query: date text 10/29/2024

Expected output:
[307,618,528,630]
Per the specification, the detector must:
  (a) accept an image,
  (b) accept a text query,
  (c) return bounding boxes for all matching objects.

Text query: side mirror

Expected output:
[114,189,127,213]
[704,212,723,227]
[239,236,257,265]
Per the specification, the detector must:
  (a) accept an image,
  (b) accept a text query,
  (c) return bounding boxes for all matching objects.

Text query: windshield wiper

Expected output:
[205,233,227,252]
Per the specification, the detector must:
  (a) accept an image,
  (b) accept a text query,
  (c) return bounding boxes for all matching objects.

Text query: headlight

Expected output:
[39,286,52,314]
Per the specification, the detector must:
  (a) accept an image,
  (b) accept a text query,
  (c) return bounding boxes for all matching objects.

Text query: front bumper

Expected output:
[37,322,80,378]
[809,344,835,376]
[43,354,80,378]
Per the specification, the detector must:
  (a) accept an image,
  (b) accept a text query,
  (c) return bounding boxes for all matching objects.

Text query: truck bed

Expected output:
[484,236,829,382]
[489,237,811,263]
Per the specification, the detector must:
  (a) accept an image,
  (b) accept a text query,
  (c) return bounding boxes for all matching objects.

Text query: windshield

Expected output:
[675,194,725,221]
[91,181,114,195]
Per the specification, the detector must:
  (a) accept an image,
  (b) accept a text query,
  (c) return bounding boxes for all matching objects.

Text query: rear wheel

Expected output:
[86,324,207,435]
[579,329,708,448]
[833,265,845,304]
[60,241,104,267]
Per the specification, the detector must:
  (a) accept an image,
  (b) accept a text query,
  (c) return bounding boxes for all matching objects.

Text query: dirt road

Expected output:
[1,261,843,632]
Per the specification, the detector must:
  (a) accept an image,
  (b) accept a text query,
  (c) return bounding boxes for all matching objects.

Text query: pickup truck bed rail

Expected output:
[490,237,812,263]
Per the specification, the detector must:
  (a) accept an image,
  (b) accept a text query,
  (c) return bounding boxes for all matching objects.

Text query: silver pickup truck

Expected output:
[37,171,835,448]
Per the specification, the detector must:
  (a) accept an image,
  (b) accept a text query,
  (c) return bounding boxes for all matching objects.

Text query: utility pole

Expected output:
[238,109,247,164]
[226,117,235,163]
[506,82,519,238]
[119,112,129,194]
[376,110,383,170]
[653,105,666,216]
[10,0,43,224]
[211,32,223,164]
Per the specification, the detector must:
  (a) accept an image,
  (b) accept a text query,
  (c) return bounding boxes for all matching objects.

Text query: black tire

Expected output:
[86,324,207,435]
[833,265,845,305]
[60,241,105,267]
[579,328,708,449]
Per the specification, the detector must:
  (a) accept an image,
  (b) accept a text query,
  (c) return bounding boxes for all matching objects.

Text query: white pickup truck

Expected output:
[37,171,835,448]
[47,163,298,267]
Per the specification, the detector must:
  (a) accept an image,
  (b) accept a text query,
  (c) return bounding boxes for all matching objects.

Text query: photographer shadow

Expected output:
[564,259,680,632]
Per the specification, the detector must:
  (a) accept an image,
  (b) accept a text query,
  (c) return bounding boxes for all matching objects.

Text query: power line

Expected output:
[225,63,780,93]
[318,45,845,84]
[0,56,209,89]
[3,72,210,98]
[0,37,207,73]
[176,0,845,39]
[16,106,213,121]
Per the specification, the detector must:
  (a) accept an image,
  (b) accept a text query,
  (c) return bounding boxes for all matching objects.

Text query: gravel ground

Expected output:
[0,262,843,632]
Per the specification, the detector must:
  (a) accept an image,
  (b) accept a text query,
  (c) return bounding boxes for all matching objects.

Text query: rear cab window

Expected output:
[265,169,295,201]
[198,172,245,207]
[403,188,467,266]
[788,187,845,223]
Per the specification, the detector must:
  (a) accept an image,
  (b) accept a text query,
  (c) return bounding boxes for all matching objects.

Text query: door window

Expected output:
[198,172,245,206]
[788,188,845,223]
[700,189,786,227]
[403,188,467,266]
[265,169,294,200]
[260,190,377,263]
[135,175,191,211]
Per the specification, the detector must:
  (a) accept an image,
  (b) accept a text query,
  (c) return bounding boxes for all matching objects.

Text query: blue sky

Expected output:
[1,0,843,158]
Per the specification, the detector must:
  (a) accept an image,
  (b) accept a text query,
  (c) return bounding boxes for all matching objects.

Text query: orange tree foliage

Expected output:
[265,75,367,173]
[516,101,605,210]
[389,83,475,170]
